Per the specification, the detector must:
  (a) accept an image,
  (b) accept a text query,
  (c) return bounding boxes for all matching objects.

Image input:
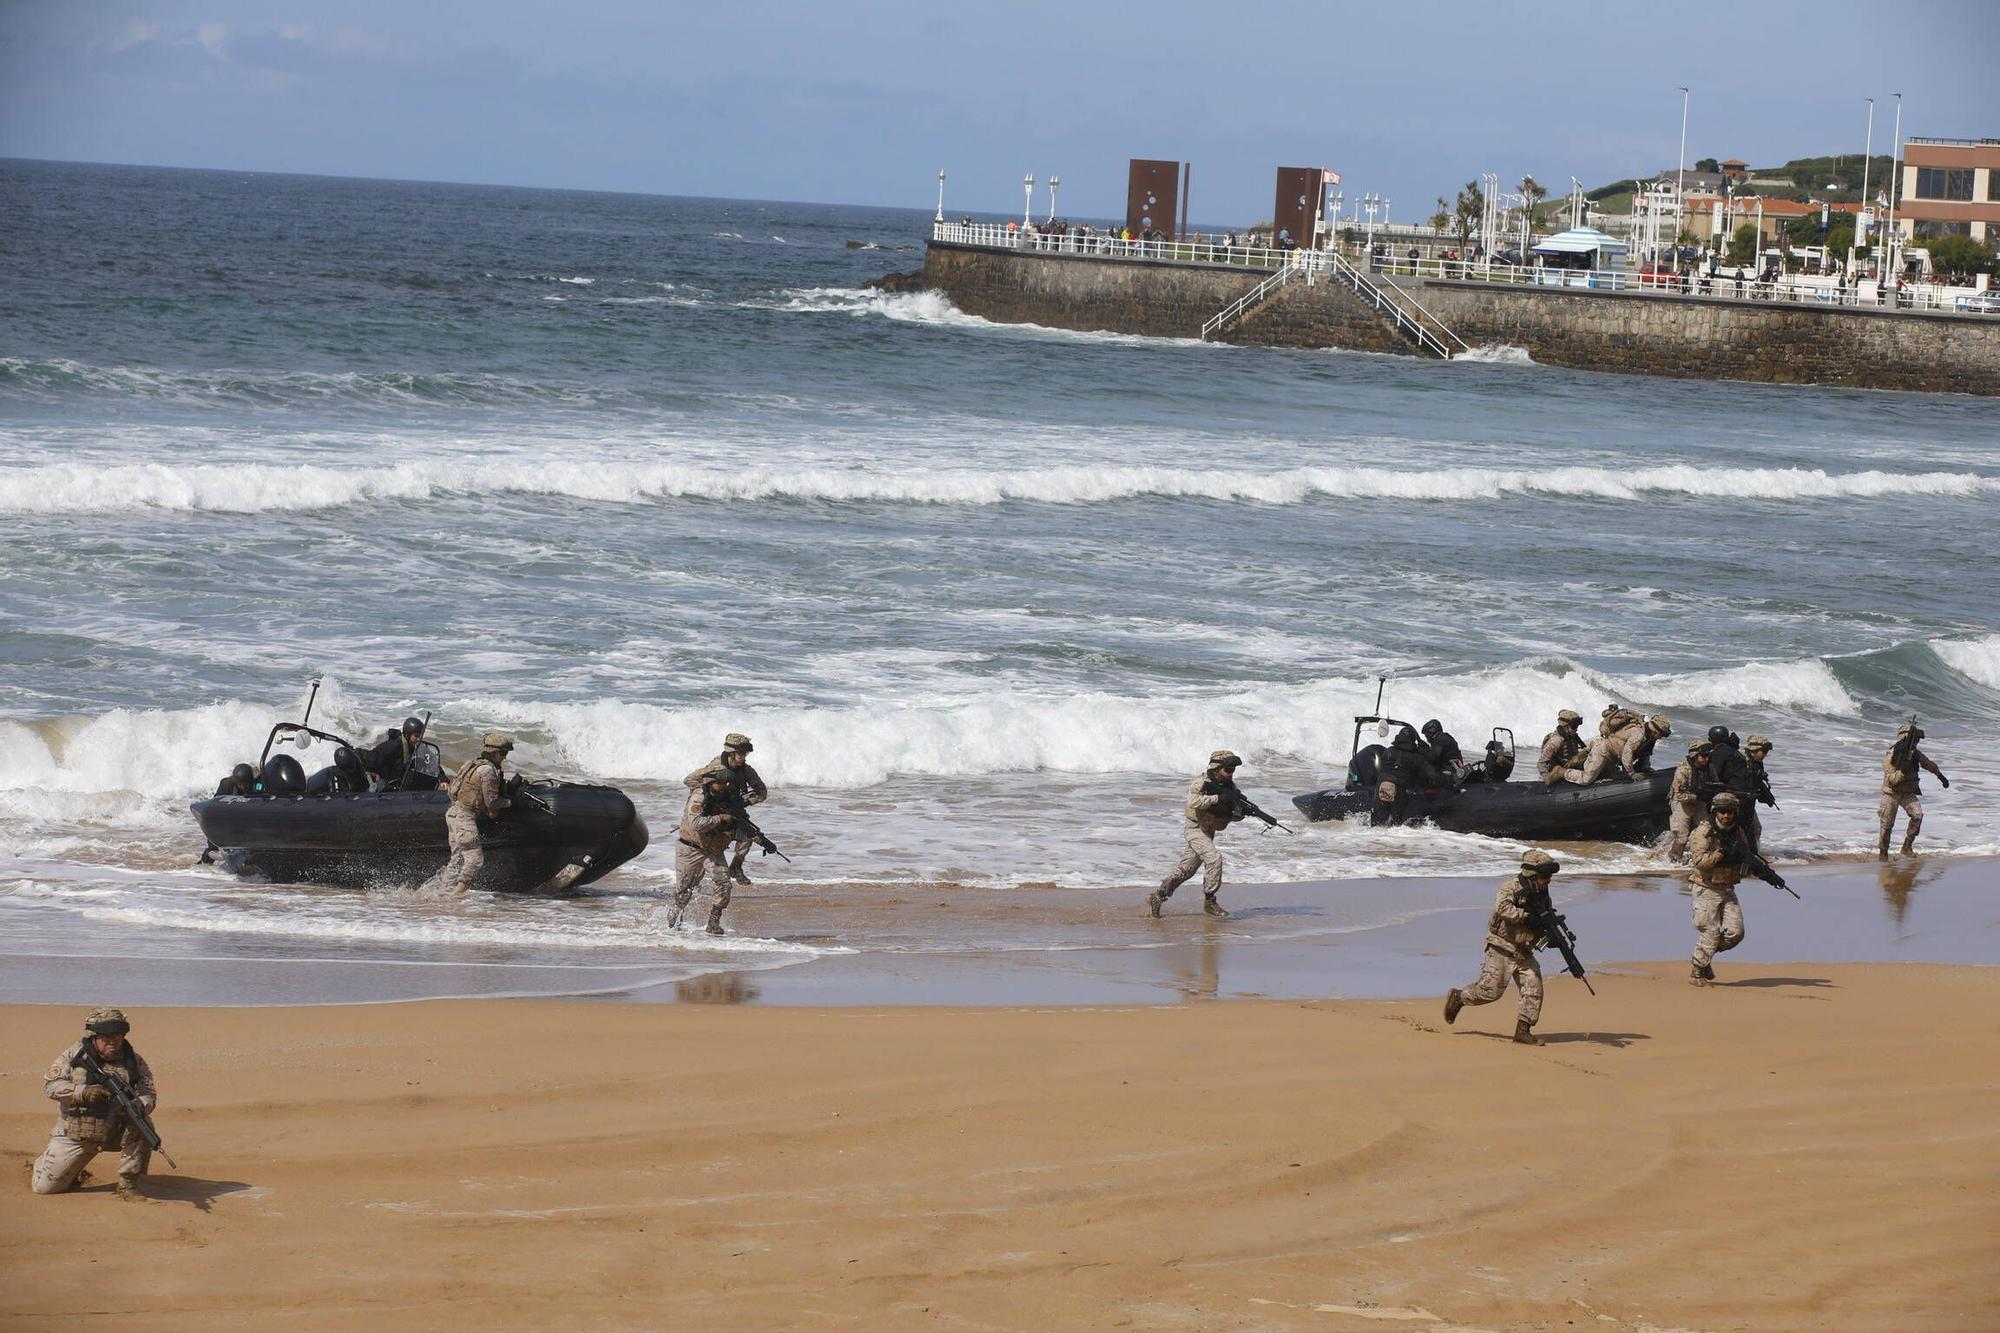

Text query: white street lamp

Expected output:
[1023,175,1035,230]
[1859,98,1875,258]
[935,170,947,224]
[1677,86,1690,257]
[1886,92,1903,279]
[1047,175,1060,225]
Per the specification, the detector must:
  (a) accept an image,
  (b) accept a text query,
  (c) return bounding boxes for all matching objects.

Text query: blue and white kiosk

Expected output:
[1531,227,1628,288]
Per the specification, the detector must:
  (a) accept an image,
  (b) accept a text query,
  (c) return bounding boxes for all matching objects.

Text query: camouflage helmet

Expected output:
[482,731,514,752]
[84,1007,130,1036]
[1688,739,1714,756]
[1646,714,1672,736]
[1208,749,1242,769]
[722,733,754,753]
[1521,849,1561,875]
[1745,734,1772,753]
[1556,709,1582,725]
[1711,792,1742,812]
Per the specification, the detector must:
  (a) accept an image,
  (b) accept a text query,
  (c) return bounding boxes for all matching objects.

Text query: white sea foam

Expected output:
[1452,344,1537,365]
[5,458,1992,517]
[1933,634,2000,691]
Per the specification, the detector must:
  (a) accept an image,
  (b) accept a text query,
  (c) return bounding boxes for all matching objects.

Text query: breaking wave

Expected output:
[0,356,611,411]
[5,457,1993,516]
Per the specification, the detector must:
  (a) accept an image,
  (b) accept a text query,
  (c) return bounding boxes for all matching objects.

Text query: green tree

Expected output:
[1695,157,1720,173]
[1923,234,1996,276]
[1782,213,1824,246]
[1825,222,1855,256]
[1518,175,1549,241]
[1429,196,1450,235]
[1452,178,1483,253]
[1727,222,1759,266]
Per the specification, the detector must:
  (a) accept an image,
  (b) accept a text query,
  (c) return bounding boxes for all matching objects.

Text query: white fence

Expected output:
[931,220,1998,317]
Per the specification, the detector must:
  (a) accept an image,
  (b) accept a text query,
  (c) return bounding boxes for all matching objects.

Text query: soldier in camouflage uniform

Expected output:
[682,733,768,885]
[672,769,738,935]
[1598,704,1643,739]
[1686,792,1751,984]
[1579,713,1672,784]
[1147,750,1247,920]
[1740,735,1776,854]
[1443,849,1558,1045]
[427,732,514,893]
[1878,723,1948,857]
[1537,710,1588,785]
[31,1009,158,1198]
[1666,739,1715,863]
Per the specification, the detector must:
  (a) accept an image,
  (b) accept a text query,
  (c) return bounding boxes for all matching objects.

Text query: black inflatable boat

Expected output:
[1291,711,1671,844]
[192,714,649,892]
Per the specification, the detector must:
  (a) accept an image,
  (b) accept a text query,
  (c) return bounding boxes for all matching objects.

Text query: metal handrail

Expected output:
[1200,256,1307,339]
[1327,253,1464,357]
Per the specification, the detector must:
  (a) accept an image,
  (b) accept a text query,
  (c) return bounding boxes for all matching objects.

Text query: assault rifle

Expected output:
[1743,851,1798,898]
[1201,780,1296,834]
[77,1046,176,1170]
[705,787,791,862]
[1524,884,1595,995]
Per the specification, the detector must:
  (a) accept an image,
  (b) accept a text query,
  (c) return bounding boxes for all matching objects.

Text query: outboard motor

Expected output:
[260,753,306,794]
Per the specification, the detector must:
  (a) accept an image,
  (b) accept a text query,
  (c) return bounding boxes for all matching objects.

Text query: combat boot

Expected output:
[1145,891,1164,919]
[1443,988,1463,1024]
[667,892,691,930]
[1690,961,1712,986]
[704,907,726,936]
[1901,834,1918,855]
[1203,894,1229,919]
[115,1174,144,1201]
[1512,1020,1540,1046]
[1876,833,1891,859]
[728,853,752,886]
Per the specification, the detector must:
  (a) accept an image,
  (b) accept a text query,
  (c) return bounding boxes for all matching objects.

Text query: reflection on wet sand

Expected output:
[674,972,762,1005]
[1876,857,1942,926]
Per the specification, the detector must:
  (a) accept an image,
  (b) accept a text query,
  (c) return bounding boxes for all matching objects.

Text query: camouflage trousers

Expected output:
[1876,793,1922,852]
[1457,943,1543,1025]
[424,804,486,892]
[1158,827,1222,898]
[1690,883,1745,969]
[1578,738,1632,784]
[1542,766,1589,786]
[674,840,733,918]
[31,1126,149,1194]
[1668,798,1706,862]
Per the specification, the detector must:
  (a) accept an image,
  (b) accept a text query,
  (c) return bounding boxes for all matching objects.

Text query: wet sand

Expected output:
[3,962,1997,1330]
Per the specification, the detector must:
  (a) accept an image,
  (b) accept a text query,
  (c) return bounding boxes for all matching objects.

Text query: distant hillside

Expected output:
[1586,154,1896,212]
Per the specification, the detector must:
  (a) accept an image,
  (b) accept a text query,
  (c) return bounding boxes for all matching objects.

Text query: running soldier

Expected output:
[1148,750,1248,919]
[1667,739,1715,863]
[1579,713,1671,784]
[673,769,738,935]
[429,732,513,893]
[30,1009,158,1199]
[1878,723,1948,857]
[682,733,767,885]
[1686,793,1751,984]
[1538,710,1588,785]
[1741,734,1777,853]
[1443,849,1560,1045]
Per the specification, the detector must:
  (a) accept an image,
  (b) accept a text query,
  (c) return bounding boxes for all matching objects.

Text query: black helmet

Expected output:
[1707,724,1731,746]
[334,745,360,771]
[1421,719,1442,738]
[402,716,425,736]
[231,763,255,785]
[1394,725,1419,750]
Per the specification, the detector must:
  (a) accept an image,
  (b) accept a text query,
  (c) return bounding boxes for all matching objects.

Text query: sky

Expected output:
[3,1,1995,222]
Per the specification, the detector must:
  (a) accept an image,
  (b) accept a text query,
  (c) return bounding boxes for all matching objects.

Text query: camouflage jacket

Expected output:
[45,1040,157,1145]
[682,757,767,806]
[1601,722,1659,776]
[448,757,511,820]
[1882,747,1944,797]
[1184,773,1242,834]
[1688,820,1748,891]
[1599,706,1643,738]
[1668,757,1709,807]
[677,788,736,856]
[1537,728,1585,780]
[1484,875,1544,957]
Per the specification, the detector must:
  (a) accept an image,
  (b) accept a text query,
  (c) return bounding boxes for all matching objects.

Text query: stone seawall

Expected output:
[920,242,2000,396]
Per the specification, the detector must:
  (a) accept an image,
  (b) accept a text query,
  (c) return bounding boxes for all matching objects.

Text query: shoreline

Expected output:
[4,856,1991,1009]
[4,965,1995,1329]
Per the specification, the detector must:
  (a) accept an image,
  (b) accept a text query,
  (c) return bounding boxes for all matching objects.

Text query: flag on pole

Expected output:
[1323,169,1342,185]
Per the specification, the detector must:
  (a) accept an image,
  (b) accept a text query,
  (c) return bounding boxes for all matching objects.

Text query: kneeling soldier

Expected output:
[1443,850,1558,1045]
[31,1009,158,1199]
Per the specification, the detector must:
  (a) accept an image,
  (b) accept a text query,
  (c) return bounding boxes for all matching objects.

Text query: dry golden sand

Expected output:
[3,964,1996,1330]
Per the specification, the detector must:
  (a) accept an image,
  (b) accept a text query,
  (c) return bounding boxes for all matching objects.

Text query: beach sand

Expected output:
[4,962,1996,1330]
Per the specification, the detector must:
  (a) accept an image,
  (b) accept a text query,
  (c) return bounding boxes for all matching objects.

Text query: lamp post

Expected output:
[935,170,947,225]
[1676,86,1690,257]
[1885,92,1903,280]
[1022,175,1034,230]
[1047,175,1059,225]
[1858,98,1875,264]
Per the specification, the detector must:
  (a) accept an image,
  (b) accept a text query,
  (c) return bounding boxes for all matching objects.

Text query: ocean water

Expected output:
[2,159,1996,999]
